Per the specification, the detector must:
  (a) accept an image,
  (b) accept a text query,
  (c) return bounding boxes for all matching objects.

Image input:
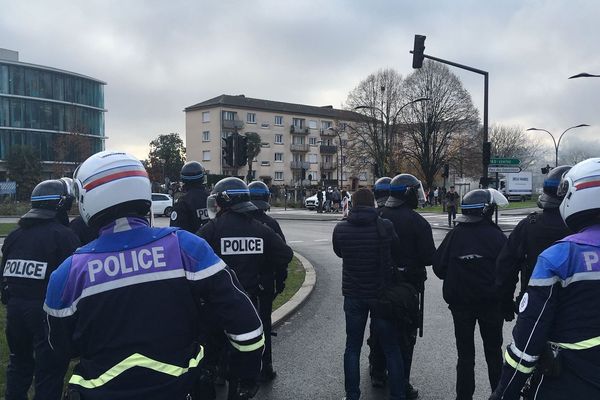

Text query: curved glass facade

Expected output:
[0,61,105,163]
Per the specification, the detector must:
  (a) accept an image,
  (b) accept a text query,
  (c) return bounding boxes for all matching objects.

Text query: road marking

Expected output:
[314,239,329,242]
[288,240,304,244]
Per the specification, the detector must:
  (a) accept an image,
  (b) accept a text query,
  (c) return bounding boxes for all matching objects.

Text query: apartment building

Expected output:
[185,94,371,189]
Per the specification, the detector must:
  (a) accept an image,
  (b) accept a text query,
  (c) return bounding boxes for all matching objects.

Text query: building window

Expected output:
[261,142,270,148]
[274,153,283,162]
[202,131,210,142]
[309,137,317,146]
[292,118,304,128]
[274,134,283,144]
[261,160,270,166]
[202,111,210,122]
[247,113,256,124]
[308,153,317,163]
[223,111,235,120]
[202,150,211,161]
[321,120,332,130]
[308,120,317,129]
[274,171,284,181]
[292,135,305,144]
[274,115,283,126]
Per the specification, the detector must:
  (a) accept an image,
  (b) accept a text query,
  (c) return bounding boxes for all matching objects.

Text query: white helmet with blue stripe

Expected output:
[558,158,600,231]
[73,150,151,227]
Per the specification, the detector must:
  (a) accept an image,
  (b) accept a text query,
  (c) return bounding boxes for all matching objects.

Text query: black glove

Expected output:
[274,279,285,296]
[502,301,515,322]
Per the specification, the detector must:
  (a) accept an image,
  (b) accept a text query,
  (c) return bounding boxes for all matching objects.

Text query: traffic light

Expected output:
[482,141,491,166]
[235,134,248,167]
[412,34,426,69]
[541,164,552,174]
[224,136,234,166]
[442,163,449,178]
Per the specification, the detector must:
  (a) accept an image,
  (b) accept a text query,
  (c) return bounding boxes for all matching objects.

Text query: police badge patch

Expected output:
[519,293,529,313]
[170,211,177,221]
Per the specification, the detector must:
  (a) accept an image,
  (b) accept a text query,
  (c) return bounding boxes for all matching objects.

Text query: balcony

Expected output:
[320,162,336,170]
[290,143,310,152]
[290,125,310,134]
[319,145,338,154]
[290,161,310,170]
[320,128,336,136]
[222,119,244,130]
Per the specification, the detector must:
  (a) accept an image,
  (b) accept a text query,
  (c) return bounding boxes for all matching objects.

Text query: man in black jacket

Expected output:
[332,189,404,400]
[170,161,210,232]
[1,179,80,400]
[433,189,508,400]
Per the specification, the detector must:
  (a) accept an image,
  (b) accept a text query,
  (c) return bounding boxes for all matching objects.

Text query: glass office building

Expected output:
[0,49,106,171]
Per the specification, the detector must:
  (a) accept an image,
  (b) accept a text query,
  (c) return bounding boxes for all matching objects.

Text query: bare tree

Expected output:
[488,124,542,169]
[559,138,600,165]
[401,61,480,188]
[343,68,408,177]
[245,132,262,182]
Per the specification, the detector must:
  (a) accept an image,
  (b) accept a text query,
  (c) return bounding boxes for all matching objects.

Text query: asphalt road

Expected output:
[249,212,525,400]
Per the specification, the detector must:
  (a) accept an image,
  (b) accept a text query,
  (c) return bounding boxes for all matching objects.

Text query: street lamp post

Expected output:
[353,97,431,177]
[526,124,590,167]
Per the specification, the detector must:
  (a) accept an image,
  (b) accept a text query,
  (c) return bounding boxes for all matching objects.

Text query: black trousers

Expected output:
[258,293,274,367]
[450,306,503,400]
[5,298,69,400]
[447,206,457,226]
[368,322,415,384]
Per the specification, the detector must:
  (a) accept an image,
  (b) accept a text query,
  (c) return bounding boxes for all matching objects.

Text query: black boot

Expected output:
[406,382,419,399]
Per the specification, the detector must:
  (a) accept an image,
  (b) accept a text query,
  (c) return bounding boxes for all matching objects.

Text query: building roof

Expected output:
[185,94,361,121]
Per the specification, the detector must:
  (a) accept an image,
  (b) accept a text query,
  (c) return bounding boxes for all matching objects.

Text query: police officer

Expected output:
[198,177,293,396]
[248,180,287,381]
[379,173,436,399]
[491,158,600,399]
[433,189,508,400]
[44,151,264,400]
[373,177,392,208]
[1,179,80,400]
[495,165,571,321]
[170,161,210,232]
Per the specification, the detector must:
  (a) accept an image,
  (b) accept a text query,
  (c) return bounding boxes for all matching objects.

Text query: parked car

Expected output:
[151,193,173,216]
[305,191,325,210]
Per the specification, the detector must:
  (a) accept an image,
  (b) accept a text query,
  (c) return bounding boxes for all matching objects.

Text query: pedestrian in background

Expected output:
[317,188,324,213]
[333,188,404,400]
[433,187,439,206]
[446,186,460,227]
[433,188,508,400]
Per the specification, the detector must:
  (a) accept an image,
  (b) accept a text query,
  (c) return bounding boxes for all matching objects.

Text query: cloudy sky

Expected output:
[2,0,599,161]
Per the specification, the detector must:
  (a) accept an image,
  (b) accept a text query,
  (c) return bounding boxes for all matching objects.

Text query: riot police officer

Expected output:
[373,177,392,208]
[248,180,287,381]
[495,165,571,321]
[379,173,436,399]
[170,160,210,232]
[198,177,293,397]
[491,158,600,399]
[433,189,508,400]
[44,151,264,400]
[1,179,80,400]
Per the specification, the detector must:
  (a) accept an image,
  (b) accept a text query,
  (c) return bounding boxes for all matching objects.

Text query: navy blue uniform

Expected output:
[1,217,80,400]
[170,187,210,233]
[494,224,600,399]
[44,217,263,400]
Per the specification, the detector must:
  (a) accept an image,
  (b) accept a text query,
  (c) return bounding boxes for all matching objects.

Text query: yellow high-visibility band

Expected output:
[229,334,265,352]
[551,336,600,351]
[504,350,535,374]
[70,347,204,389]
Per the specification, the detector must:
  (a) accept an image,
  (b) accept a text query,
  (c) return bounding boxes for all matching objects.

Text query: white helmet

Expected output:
[558,158,600,232]
[73,150,151,227]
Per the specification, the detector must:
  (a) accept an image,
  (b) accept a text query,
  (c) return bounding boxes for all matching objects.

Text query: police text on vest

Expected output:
[3,259,48,280]
[221,237,264,255]
[88,246,166,282]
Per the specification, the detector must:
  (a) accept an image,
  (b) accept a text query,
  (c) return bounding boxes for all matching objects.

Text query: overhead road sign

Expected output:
[488,166,522,173]
[490,158,520,165]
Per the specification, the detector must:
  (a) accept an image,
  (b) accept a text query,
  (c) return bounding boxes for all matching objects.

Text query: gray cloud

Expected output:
[1,0,599,160]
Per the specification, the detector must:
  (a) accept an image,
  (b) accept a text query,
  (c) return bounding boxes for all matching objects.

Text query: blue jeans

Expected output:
[343,297,405,400]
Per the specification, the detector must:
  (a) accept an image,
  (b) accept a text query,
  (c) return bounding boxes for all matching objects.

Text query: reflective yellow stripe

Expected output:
[229,334,265,352]
[504,350,535,374]
[551,336,600,350]
[70,347,204,389]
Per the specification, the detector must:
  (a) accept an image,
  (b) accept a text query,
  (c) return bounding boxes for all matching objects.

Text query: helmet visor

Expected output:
[207,194,218,219]
[416,182,426,204]
[488,188,509,207]
[557,177,572,198]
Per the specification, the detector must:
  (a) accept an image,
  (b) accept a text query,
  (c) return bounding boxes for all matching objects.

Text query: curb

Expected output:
[272,251,316,327]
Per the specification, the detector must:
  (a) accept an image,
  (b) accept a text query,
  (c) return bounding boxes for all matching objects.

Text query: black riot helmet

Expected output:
[385,174,425,209]
[373,177,392,208]
[180,161,206,187]
[207,177,257,218]
[537,165,572,209]
[456,188,508,223]
[22,179,74,220]
[248,181,271,211]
